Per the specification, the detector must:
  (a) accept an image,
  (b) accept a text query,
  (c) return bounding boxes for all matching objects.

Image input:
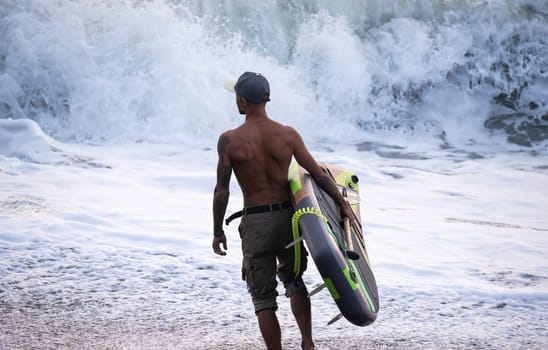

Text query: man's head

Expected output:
[225,71,271,107]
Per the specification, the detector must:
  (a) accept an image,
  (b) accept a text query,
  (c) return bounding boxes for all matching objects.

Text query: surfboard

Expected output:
[288,163,379,326]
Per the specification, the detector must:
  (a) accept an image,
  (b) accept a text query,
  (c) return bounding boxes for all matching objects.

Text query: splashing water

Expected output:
[0,0,547,151]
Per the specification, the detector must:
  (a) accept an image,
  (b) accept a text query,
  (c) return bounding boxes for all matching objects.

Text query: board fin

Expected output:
[327,313,344,325]
[307,283,327,298]
[284,236,304,249]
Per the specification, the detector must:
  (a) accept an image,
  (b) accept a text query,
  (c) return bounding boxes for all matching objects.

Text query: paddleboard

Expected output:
[288,163,379,326]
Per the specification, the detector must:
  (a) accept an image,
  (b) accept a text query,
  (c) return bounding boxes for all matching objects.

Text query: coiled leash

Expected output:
[288,207,328,278]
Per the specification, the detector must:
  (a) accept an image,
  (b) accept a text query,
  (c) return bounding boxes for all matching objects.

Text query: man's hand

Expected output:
[212,234,227,256]
[341,202,354,224]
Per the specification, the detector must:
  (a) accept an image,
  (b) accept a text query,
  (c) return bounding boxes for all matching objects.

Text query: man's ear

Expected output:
[237,95,248,107]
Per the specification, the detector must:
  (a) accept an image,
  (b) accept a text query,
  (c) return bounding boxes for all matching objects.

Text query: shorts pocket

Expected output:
[241,258,251,283]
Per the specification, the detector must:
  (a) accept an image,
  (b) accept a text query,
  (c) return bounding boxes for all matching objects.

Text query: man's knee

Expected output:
[253,298,278,315]
[283,277,308,298]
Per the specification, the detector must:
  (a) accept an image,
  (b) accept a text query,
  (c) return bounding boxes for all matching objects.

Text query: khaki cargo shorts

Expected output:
[238,207,308,313]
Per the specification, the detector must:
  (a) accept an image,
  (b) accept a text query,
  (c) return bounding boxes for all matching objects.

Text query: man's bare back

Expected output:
[221,116,300,207]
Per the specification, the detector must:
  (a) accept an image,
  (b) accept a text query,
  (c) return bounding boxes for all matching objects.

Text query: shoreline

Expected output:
[1,297,546,350]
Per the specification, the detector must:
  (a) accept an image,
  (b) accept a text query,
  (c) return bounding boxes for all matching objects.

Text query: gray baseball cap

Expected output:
[224,71,270,103]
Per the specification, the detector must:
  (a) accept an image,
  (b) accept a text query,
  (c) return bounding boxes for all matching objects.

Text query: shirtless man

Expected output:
[212,72,352,350]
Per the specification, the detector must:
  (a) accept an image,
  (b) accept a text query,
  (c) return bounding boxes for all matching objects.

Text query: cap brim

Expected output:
[224,79,236,93]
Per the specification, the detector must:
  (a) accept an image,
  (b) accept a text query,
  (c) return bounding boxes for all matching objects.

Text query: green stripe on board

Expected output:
[288,163,302,194]
[350,228,377,313]
[347,259,377,313]
[324,278,340,300]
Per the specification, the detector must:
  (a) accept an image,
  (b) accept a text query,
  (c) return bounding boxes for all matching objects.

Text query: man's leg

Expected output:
[257,308,282,350]
[290,289,314,350]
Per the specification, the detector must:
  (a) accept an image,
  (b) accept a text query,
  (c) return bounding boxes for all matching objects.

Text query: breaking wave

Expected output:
[0,0,547,150]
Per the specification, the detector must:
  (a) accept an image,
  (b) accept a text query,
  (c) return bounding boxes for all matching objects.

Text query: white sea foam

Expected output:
[1,118,547,348]
[1,0,548,348]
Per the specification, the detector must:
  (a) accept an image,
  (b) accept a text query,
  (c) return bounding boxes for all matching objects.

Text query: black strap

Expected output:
[225,201,292,225]
[225,210,243,225]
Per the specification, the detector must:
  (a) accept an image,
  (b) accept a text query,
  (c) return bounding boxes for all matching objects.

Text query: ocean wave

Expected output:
[0,0,546,150]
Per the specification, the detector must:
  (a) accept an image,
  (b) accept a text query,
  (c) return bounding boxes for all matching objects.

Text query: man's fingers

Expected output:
[213,237,228,256]
[213,245,227,256]
[215,249,227,256]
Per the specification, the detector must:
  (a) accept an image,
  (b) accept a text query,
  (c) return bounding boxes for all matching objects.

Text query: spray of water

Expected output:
[0,0,546,150]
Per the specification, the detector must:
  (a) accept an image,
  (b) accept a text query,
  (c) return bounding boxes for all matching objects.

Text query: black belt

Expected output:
[225,201,292,225]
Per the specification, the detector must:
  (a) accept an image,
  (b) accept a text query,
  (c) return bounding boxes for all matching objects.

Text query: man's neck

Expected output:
[245,106,268,122]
